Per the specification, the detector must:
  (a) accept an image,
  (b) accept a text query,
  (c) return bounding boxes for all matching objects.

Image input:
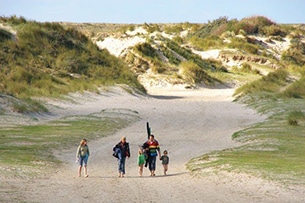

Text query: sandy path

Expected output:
[13,87,304,203]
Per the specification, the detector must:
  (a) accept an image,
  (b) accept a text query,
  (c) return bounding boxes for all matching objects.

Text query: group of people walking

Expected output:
[75,135,169,178]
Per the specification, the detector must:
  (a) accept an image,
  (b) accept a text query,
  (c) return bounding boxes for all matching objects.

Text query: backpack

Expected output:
[112,146,121,159]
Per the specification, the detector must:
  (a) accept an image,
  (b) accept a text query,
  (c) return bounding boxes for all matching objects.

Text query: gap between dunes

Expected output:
[7,87,305,203]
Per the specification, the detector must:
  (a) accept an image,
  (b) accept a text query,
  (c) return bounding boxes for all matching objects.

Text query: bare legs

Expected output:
[78,165,88,177]
[163,164,168,175]
[139,164,144,177]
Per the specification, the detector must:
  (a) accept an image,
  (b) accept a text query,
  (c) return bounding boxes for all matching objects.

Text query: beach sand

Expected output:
[1,86,304,203]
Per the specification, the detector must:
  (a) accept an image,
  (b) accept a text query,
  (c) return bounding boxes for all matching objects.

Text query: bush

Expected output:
[262,25,287,37]
[287,111,305,126]
[238,16,275,35]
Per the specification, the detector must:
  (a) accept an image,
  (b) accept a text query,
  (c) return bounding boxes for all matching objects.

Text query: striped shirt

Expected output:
[146,139,160,157]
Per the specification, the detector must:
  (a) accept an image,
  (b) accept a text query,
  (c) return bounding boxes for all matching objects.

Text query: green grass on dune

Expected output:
[187,70,305,185]
[0,109,140,177]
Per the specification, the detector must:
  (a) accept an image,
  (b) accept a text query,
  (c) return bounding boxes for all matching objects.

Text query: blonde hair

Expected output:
[80,138,87,146]
[121,136,126,141]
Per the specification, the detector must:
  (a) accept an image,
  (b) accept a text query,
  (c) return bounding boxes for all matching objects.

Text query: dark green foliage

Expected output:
[0,28,13,41]
[160,45,181,65]
[135,42,159,59]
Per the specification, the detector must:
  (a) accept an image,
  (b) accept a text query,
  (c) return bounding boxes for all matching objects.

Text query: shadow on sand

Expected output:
[85,172,189,179]
[149,95,184,100]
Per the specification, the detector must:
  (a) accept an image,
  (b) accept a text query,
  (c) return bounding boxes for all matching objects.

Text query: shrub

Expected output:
[262,25,287,37]
[287,111,305,126]
[238,16,275,35]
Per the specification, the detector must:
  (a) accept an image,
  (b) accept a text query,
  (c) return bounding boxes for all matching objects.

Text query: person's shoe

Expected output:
[85,174,89,178]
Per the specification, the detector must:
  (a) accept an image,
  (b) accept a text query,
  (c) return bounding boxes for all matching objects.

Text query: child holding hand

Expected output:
[160,150,169,175]
[138,148,145,177]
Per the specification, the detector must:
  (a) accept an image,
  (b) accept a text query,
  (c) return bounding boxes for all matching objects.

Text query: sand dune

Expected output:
[4,86,302,202]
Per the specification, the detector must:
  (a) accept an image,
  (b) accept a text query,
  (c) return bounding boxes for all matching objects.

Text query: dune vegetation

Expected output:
[1,15,305,185]
[0,16,144,113]
[187,68,305,185]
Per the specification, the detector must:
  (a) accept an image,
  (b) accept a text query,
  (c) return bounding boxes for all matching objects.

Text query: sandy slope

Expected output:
[2,87,304,203]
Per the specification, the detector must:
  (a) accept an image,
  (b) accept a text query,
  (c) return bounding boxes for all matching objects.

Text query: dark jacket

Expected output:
[114,141,130,158]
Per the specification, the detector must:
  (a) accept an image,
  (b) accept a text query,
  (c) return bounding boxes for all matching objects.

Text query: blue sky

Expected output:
[1,0,305,24]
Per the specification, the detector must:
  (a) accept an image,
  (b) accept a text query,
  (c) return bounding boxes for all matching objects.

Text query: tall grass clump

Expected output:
[234,69,288,96]
[287,111,305,126]
[227,38,259,54]
[0,28,13,41]
[235,16,276,35]
[0,17,145,100]
[179,61,209,84]
[192,17,229,38]
[165,39,212,71]
[189,35,224,50]
[281,37,305,66]
[282,77,305,98]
